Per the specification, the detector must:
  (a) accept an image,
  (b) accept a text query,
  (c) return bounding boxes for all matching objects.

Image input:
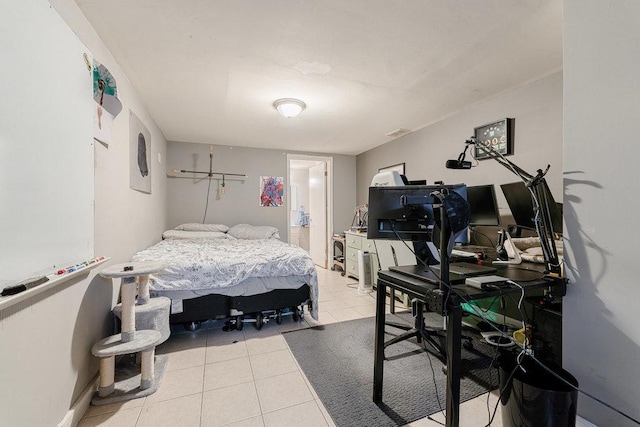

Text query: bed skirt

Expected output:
[162,284,311,325]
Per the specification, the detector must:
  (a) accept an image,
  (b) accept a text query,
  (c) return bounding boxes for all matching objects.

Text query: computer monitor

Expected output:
[467,184,501,226]
[367,184,467,241]
[500,181,562,234]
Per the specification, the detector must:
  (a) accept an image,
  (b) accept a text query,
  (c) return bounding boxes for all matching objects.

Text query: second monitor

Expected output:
[467,184,501,227]
[500,181,562,235]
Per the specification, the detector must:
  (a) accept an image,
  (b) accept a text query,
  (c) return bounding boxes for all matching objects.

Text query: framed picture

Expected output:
[378,162,405,175]
[259,176,284,207]
[473,118,514,159]
[129,110,151,193]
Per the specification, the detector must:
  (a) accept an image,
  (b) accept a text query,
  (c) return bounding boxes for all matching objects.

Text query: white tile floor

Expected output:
[78,267,502,427]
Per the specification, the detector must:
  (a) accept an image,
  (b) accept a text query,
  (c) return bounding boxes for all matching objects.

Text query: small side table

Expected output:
[92,261,167,405]
[331,235,346,276]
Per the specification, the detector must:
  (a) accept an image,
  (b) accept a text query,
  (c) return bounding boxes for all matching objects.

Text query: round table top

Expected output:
[92,329,162,356]
[100,261,166,278]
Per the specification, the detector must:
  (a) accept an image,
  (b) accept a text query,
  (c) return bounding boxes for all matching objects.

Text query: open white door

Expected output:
[309,162,327,268]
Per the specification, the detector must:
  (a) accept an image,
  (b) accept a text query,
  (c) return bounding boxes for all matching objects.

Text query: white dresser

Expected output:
[344,231,379,285]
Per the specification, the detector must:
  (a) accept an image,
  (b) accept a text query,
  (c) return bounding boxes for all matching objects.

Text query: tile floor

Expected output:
[78,267,503,427]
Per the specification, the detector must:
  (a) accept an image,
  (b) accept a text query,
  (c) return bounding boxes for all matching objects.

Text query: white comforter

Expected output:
[132,238,318,318]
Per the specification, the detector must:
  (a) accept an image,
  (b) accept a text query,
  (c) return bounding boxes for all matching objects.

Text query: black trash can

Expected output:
[499,353,579,427]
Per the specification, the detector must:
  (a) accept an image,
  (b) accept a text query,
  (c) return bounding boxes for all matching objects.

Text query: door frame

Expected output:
[287,154,333,269]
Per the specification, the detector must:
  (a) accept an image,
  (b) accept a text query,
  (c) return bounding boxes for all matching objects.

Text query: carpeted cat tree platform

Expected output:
[91,262,170,405]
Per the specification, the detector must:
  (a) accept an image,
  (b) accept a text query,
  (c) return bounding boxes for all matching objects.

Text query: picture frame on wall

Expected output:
[378,162,405,175]
[129,110,151,193]
[259,176,284,207]
[473,118,514,159]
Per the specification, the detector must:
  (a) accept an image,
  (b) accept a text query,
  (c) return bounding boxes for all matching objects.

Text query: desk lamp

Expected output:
[446,137,562,277]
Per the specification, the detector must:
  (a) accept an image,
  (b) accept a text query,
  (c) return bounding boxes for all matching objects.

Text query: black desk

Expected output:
[373,261,565,427]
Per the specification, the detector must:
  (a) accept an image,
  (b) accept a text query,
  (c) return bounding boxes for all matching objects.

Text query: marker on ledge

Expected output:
[55,257,106,275]
[56,265,75,275]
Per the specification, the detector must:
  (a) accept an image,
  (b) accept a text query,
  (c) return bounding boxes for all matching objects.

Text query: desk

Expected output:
[373,260,565,427]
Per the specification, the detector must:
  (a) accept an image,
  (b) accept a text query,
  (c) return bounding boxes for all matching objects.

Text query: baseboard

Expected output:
[57,376,98,427]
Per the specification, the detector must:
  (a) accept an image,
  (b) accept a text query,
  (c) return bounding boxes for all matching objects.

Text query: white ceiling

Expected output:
[76,0,562,156]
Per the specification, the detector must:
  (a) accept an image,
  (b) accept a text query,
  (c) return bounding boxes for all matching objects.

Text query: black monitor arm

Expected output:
[456,137,562,276]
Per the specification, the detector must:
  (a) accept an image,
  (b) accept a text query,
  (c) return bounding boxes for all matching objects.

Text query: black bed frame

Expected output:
[168,284,311,326]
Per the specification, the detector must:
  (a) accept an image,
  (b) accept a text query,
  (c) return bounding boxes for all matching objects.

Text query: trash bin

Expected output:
[499,353,578,427]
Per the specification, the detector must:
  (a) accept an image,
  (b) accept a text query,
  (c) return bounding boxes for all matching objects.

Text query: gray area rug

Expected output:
[283,314,500,427]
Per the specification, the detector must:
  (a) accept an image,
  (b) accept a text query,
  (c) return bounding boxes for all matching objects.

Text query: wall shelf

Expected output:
[0,257,109,312]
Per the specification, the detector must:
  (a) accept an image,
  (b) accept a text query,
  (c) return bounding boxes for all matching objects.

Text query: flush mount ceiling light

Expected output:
[273,98,306,118]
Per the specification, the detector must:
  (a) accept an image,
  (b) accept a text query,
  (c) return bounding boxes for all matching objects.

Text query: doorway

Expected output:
[288,154,333,269]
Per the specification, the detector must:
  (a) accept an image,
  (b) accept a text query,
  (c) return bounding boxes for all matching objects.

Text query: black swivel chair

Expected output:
[377,243,473,365]
[384,299,448,361]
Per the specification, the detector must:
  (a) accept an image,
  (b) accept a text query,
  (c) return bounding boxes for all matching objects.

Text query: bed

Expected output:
[131,223,318,330]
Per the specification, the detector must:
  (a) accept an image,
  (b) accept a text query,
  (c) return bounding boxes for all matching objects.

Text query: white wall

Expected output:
[166,141,356,240]
[0,1,168,426]
[357,72,563,226]
[291,168,311,214]
[564,1,640,425]
[290,168,310,226]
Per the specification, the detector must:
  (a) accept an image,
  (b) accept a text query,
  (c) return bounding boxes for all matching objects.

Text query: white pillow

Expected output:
[162,230,230,240]
[510,236,542,251]
[512,237,563,253]
[227,224,280,240]
[525,246,544,256]
[174,223,229,233]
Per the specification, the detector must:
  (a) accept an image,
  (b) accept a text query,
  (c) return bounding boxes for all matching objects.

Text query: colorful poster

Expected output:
[260,176,284,207]
[93,59,122,145]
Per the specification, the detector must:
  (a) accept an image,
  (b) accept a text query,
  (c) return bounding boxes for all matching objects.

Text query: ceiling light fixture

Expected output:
[273,98,306,118]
